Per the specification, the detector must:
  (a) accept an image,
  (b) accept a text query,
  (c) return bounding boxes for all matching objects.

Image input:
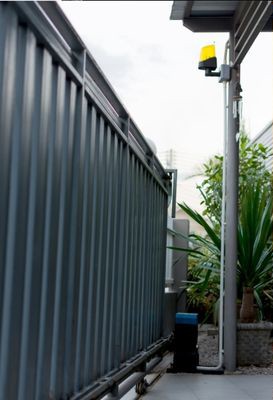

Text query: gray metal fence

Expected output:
[0,2,170,399]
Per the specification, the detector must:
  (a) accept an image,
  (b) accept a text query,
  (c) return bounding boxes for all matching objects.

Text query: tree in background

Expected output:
[197,130,272,228]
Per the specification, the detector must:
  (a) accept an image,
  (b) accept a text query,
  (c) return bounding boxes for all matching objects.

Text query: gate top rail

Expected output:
[14,1,168,186]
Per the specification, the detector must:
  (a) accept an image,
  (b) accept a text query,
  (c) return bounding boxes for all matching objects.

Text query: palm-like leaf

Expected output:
[178,202,221,249]
[173,182,273,320]
[238,184,273,290]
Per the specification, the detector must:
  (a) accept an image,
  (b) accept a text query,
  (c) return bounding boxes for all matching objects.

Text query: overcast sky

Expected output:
[59,1,272,160]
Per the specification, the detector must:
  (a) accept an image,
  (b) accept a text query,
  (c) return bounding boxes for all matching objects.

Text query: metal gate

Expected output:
[0,2,170,399]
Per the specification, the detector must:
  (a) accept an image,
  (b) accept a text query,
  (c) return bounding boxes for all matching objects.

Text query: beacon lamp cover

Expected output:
[198,44,217,71]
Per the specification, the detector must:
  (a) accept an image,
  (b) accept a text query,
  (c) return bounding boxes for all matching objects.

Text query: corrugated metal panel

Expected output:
[252,121,273,171]
[0,2,169,399]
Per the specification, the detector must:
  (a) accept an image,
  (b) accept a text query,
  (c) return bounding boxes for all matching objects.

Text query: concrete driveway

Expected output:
[142,373,272,400]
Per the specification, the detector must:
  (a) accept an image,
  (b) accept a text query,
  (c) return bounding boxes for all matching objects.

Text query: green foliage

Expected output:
[175,181,273,321]
[172,131,273,322]
[197,131,272,226]
[239,133,272,198]
[237,183,273,313]
[197,155,223,226]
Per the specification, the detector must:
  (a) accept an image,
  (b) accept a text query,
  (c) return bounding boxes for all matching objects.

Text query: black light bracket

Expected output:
[204,64,231,82]
[205,68,220,77]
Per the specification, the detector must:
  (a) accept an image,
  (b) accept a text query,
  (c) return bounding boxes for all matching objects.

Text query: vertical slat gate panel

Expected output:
[0,2,170,399]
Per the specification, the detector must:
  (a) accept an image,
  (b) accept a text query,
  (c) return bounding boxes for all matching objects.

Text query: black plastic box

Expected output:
[172,313,199,372]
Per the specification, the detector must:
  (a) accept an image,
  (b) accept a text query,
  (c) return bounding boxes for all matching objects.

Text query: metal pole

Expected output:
[165,169,178,218]
[224,32,240,372]
[171,169,177,218]
[196,40,229,373]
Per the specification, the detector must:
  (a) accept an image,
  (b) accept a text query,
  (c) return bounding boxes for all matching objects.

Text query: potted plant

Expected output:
[236,183,273,366]
[237,184,273,323]
[169,133,273,366]
[171,180,273,366]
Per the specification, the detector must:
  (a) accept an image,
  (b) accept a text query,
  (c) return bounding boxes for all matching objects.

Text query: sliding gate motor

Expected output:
[173,313,199,372]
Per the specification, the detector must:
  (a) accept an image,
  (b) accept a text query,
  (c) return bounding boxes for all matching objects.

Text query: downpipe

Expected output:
[197,40,230,374]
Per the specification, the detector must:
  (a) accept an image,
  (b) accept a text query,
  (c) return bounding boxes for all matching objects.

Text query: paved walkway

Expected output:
[142,373,272,400]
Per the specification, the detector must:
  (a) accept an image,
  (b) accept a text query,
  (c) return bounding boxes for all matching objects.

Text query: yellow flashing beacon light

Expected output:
[198,44,217,71]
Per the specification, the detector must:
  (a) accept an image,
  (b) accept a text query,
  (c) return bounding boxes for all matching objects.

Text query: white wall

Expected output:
[251,121,273,171]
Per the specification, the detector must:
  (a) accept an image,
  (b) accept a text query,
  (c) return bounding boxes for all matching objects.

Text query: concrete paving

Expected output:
[142,373,273,400]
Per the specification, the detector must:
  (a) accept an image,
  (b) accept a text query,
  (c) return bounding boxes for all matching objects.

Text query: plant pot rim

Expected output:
[237,321,273,330]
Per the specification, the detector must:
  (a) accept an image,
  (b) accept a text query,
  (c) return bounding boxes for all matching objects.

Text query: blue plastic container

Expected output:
[175,313,198,325]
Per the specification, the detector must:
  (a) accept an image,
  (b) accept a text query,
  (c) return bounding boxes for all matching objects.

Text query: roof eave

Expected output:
[170,1,273,33]
[183,16,233,32]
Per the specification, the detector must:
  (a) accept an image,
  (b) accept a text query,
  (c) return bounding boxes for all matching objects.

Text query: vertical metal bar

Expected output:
[138,164,146,350]
[20,45,54,400]
[159,190,168,337]
[135,162,143,352]
[114,141,128,367]
[126,153,135,358]
[17,30,41,400]
[224,32,239,372]
[56,82,82,394]
[83,106,98,386]
[0,3,16,347]
[33,48,53,400]
[35,62,59,399]
[0,18,36,399]
[74,102,92,391]
[154,186,160,339]
[0,7,17,396]
[156,190,162,336]
[159,190,165,336]
[144,171,150,345]
[120,146,130,361]
[151,183,159,342]
[110,134,121,371]
[92,116,107,379]
[85,111,103,383]
[143,171,150,349]
[158,188,166,338]
[146,175,154,346]
[136,161,143,352]
[48,65,69,398]
[149,181,155,344]
[131,157,139,356]
[144,173,151,347]
[104,132,119,372]
[63,84,85,395]
[154,185,161,341]
[171,170,177,218]
[100,124,113,376]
